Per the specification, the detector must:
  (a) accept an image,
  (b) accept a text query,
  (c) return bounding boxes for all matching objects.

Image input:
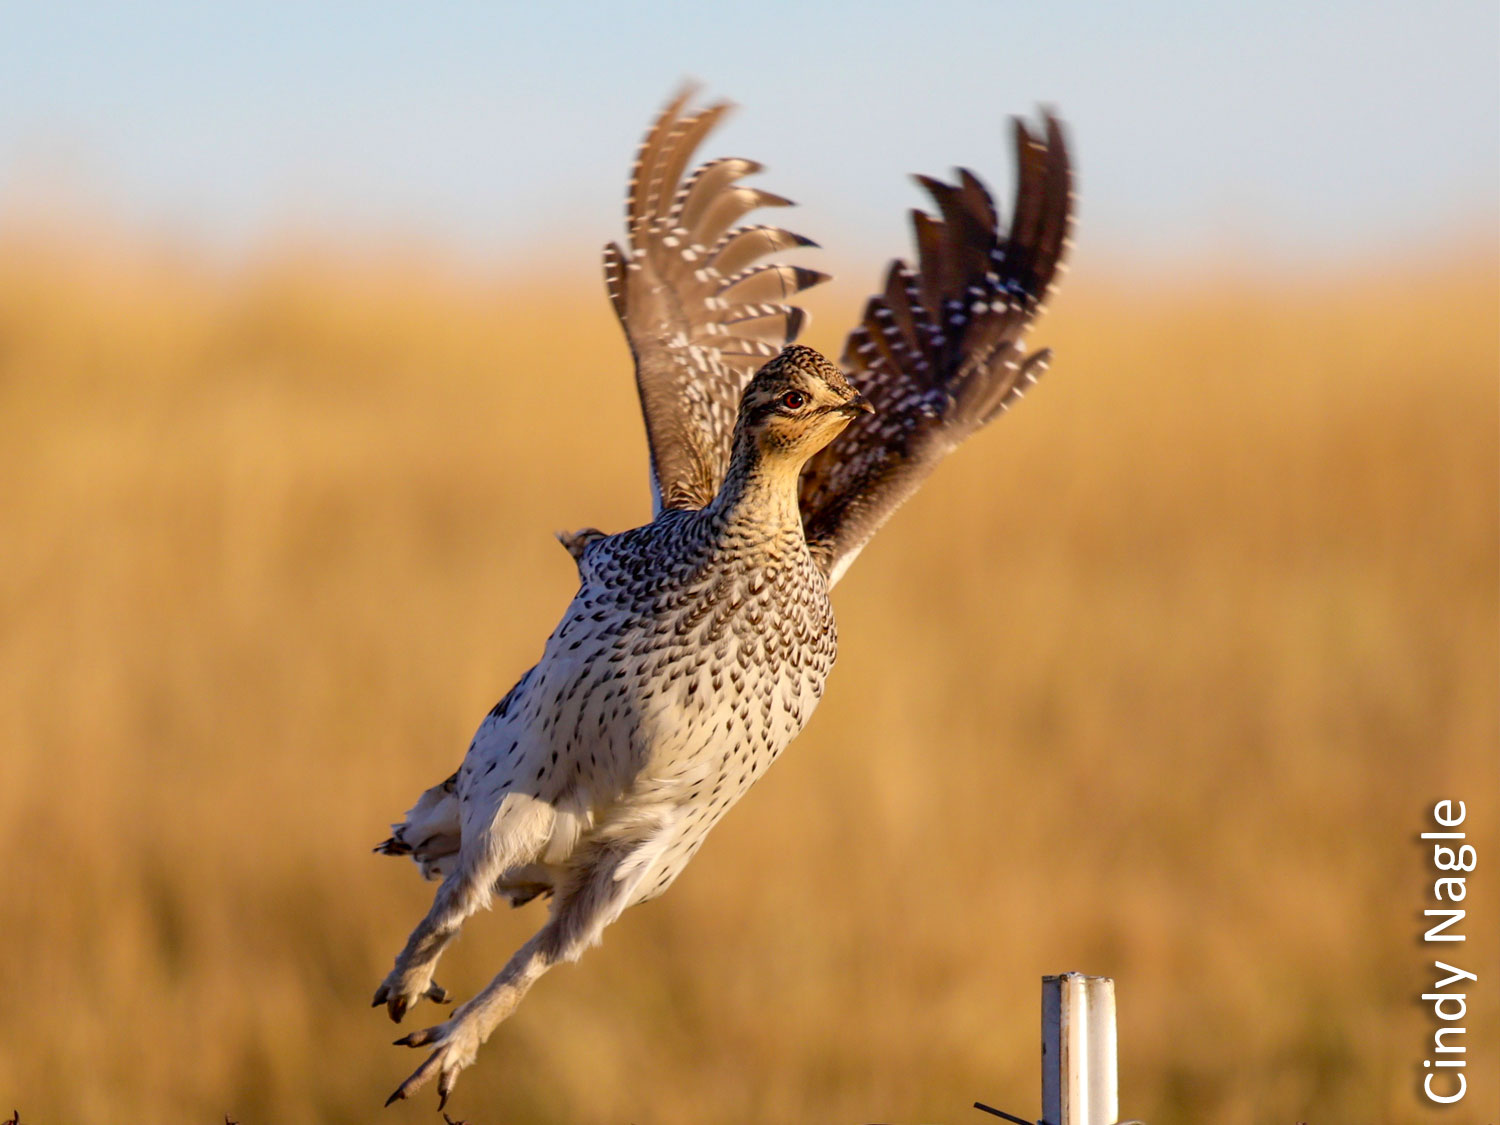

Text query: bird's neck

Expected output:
[708,432,806,539]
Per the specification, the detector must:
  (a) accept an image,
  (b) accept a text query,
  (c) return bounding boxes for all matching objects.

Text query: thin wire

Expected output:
[972,1102,1036,1125]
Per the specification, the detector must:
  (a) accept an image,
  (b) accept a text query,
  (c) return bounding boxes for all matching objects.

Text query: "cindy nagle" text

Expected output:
[1419,799,1477,1106]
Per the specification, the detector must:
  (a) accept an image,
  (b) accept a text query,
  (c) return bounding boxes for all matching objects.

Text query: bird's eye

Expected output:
[780,391,807,411]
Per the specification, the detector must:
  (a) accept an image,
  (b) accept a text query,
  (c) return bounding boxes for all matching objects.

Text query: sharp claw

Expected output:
[425,983,449,1004]
[372,986,387,1008]
[386,1048,447,1109]
[396,1025,441,1048]
[389,998,408,1023]
[437,1084,450,1112]
[383,1088,405,1108]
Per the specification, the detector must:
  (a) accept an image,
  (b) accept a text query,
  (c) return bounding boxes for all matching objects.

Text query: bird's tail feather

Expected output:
[374,773,461,881]
[374,772,558,906]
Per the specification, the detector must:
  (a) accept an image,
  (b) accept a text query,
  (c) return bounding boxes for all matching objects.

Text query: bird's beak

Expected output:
[839,391,875,417]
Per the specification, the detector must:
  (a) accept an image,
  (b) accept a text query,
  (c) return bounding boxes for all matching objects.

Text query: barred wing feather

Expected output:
[799,113,1074,586]
[605,88,828,513]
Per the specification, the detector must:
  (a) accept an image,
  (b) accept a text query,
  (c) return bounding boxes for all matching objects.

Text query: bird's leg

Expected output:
[373,867,482,1022]
[376,792,559,1023]
[385,933,553,1110]
[386,826,670,1109]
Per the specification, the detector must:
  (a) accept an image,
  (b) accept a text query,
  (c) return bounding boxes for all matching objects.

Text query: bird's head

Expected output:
[734,344,873,465]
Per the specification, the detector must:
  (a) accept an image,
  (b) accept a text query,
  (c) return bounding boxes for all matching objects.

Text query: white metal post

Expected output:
[1041,972,1118,1125]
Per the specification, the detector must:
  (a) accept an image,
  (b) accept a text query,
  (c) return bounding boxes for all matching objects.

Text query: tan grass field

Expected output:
[0,227,1495,1123]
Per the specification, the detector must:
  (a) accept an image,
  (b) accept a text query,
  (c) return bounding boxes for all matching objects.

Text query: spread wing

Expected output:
[798,113,1074,586]
[605,88,829,514]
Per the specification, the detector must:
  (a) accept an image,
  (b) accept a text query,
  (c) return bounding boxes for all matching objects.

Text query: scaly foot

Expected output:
[386,1013,482,1110]
[371,973,450,1023]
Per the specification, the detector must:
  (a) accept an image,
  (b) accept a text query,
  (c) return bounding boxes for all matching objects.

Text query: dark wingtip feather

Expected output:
[798,267,832,290]
[956,167,998,232]
[1011,114,1038,152]
[913,172,951,207]
[715,264,829,304]
[706,225,820,278]
[785,306,808,341]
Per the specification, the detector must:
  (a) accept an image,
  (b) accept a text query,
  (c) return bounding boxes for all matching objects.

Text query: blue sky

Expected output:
[2,1,1496,272]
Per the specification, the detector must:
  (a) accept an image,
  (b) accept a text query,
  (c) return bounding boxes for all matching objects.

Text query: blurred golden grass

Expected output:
[0,226,1495,1123]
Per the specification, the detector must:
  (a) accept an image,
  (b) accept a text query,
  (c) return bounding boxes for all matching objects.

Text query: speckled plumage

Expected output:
[459,438,839,910]
[372,88,1072,1109]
